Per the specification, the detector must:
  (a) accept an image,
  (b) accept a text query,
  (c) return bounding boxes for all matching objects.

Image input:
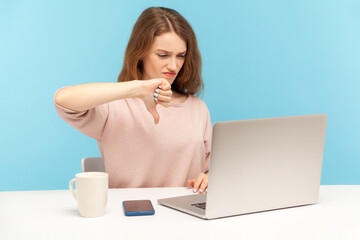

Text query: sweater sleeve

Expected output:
[204,106,212,174]
[54,89,109,140]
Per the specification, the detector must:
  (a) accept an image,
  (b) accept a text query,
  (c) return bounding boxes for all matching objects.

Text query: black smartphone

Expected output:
[122,200,155,216]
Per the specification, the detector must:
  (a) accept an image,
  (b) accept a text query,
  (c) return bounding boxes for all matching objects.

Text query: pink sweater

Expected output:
[54,91,212,188]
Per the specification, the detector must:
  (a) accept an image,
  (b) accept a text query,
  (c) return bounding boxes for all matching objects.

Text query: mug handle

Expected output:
[69,178,76,200]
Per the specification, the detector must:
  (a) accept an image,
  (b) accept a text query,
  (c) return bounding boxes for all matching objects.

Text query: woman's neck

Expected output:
[171,91,188,104]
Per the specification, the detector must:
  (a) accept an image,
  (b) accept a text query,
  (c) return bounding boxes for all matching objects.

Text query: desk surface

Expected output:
[1,186,359,240]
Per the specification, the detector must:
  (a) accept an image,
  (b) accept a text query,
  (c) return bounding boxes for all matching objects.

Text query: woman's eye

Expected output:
[178,55,186,58]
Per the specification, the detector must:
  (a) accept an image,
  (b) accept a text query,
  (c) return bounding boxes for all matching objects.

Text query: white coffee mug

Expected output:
[69,172,108,218]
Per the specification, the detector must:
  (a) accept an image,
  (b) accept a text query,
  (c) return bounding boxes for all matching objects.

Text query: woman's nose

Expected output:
[167,57,177,71]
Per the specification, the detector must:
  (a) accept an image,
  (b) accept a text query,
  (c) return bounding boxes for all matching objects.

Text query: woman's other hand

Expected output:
[139,78,172,124]
[187,173,208,194]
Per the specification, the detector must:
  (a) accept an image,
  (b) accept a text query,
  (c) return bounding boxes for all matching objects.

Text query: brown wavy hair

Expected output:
[117,7,203,96]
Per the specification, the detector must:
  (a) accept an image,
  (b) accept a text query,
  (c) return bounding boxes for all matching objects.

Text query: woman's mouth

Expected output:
[163,72,176,78]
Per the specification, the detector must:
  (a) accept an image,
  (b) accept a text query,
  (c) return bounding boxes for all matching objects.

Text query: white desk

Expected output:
[0,186,359,240]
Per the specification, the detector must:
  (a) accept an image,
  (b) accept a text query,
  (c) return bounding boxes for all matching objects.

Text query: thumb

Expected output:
[148,105,160,124]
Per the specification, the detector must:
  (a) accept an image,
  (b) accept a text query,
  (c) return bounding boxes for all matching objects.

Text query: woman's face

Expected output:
[142,31,187,85]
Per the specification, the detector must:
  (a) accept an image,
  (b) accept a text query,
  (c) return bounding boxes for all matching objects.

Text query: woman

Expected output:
[54,7,211,193]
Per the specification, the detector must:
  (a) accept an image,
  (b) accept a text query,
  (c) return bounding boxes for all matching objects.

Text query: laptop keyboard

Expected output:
[191,202,206,210]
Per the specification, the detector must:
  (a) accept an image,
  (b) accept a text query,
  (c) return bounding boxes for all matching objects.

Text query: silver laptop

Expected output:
[158,114,327,219]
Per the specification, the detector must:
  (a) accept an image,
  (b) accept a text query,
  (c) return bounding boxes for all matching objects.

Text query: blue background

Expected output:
[1,0,359,191]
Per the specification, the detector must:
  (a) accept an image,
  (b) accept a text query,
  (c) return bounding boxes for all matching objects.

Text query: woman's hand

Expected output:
[187,173,208,194]
[138,78,172,124]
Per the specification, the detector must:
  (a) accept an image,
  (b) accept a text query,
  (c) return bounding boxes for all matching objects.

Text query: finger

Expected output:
[198,176,208,194]
[155,94,171,103]
[159,102,171,108]
[193,173,205,193]
[155,89,172,97]
[158,78,171,91]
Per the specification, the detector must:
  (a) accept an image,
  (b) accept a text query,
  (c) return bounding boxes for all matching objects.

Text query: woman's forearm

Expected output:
[55,81,144,111]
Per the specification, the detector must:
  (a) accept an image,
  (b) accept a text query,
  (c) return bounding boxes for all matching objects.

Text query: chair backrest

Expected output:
[81,157,105,172]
